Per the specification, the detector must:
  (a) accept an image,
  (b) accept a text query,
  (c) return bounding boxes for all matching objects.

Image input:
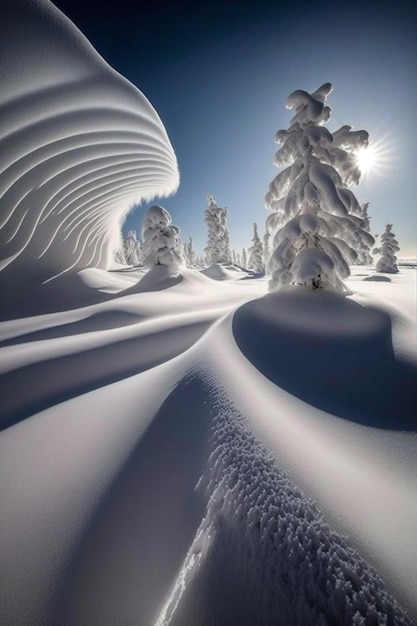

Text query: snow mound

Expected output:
[363,275,392,282]
[200,263,239,281]
[125,265,183,293]
[0,0,178,286]
[232,287,417,430]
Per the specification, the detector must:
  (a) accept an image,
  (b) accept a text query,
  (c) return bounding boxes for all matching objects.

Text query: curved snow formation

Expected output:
[0,0,179,283]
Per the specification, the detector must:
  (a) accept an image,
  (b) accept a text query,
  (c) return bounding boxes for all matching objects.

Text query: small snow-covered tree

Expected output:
[374,224,399,273]
[248,223,264,273]
[123,230,142,266]
[265,82,374,292]
[185,236,198,267]
[204,193,231,264]
[142,205,184,270]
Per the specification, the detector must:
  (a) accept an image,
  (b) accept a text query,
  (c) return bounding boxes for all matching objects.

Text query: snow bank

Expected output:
[0,358,209,626]
[0,0,178,286]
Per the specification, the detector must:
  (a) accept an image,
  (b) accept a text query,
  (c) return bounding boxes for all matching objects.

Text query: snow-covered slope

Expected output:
[0,0,178,288]
[0,266,416,625]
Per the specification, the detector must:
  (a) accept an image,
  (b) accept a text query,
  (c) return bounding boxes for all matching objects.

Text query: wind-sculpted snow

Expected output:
[158,379,411,626]
[0,0,179,284]
[0,267,416,624]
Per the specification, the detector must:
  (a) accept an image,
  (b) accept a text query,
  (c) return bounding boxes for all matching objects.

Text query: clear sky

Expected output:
[53,0,416,258]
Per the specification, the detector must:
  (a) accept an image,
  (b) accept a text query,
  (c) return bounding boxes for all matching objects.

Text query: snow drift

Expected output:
[0,267,416,625]
[0,0,179,287]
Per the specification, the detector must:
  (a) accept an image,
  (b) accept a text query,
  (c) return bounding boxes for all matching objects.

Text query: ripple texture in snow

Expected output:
[165,375,411,626]
[0,0,179,283]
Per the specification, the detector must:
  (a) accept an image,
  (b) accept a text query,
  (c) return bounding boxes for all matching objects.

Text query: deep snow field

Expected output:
[0,263,416,626]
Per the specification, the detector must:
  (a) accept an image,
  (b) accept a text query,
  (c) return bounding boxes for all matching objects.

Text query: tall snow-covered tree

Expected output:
[184,236,199,268]
[374,224,400,273]
[142,205,184,270]
[241,248,248,269]
[263,230,271,268]
[123,230,142,266]
[204,193,231,264]
[248,223,264,273]
[265,82,374,292]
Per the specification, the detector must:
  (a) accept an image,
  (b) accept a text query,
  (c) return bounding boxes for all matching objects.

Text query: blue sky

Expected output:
[54,0,416,258]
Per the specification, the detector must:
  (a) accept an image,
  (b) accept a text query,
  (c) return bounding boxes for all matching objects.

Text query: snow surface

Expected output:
[1,264,416,625]
[1,3,416,624]
[0,0,178,286]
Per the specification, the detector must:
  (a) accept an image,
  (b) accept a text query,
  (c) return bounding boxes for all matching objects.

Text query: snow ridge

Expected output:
[0,0,178,284]
[192,380,411,626]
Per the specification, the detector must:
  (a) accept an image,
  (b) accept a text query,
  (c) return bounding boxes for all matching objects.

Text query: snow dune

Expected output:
[0,266,416,625]
[0,0,178,288]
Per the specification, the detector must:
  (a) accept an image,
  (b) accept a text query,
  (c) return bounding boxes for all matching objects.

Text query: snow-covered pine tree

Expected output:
[182,242,189,267]
[123,230,142,266]
[186,236,198,267]
[204,193,231,264]
[142,205,184,270]
[265,82,374,292]
[263,230,271,269]
[374,224,400,273]
[248,223,264,273]
[241,248,247,269]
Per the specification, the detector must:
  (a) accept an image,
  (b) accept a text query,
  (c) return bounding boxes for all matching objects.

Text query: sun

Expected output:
[354,135,392,177]
[355,146,377,173]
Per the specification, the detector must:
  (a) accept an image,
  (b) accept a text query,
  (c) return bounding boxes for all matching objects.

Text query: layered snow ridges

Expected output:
[0,0,179,283]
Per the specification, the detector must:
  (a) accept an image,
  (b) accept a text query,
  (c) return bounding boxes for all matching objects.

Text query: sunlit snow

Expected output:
[0,265,416,625]
[0,0,178,286]
[0,2,416,626]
